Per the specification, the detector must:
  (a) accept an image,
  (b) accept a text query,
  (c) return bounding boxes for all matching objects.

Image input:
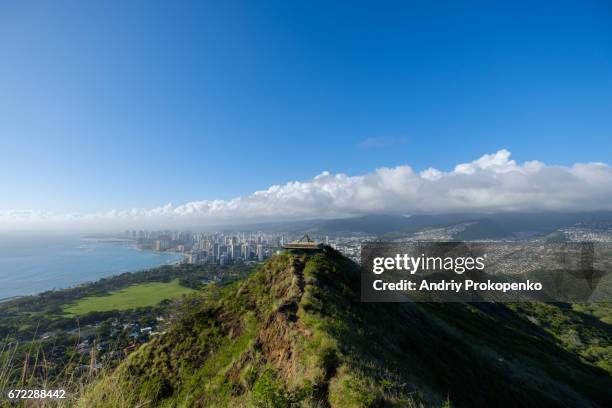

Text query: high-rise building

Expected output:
[256,244,264,261]
[155,239,171,251]
[217,244,227,260]
[219,253,229,266]
[231,244,241,261]
[241,244,251,260]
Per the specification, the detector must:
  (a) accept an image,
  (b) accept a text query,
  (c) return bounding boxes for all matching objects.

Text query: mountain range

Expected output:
[219,211,612,240]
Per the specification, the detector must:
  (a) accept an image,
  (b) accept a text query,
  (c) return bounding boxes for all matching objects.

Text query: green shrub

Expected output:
[251,369,288,408]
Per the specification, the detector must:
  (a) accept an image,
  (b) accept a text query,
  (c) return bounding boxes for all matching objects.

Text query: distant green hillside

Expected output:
[80,248,612,407]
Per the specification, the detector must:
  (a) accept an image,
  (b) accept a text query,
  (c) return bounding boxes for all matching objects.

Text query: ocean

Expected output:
[0,234,185,300]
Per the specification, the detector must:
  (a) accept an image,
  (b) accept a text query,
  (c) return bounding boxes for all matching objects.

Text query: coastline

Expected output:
[0,238,187,300]
[130,242,188,265]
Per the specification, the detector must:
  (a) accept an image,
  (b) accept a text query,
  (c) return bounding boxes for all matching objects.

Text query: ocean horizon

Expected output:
[0,233,185,300]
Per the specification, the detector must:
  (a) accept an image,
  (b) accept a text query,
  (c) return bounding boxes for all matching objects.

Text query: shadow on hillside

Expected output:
[315,248,612,407]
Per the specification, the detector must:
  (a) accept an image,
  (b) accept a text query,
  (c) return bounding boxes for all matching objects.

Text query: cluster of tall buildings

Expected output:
[122,229,372,264]
[125,230,285,265]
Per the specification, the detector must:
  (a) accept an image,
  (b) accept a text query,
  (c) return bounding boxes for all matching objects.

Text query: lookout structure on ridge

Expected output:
[282,234,324,252]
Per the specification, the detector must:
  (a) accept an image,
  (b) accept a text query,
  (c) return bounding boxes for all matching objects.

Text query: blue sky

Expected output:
[0,1,611,218]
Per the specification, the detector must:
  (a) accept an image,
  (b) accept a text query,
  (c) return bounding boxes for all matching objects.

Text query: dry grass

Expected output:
[0,326,125,408]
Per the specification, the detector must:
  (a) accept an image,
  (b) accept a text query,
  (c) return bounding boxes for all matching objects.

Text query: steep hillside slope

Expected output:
[80,248,612,407]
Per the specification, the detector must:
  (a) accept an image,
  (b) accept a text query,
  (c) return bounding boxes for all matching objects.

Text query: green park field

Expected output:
[63,279,196,316]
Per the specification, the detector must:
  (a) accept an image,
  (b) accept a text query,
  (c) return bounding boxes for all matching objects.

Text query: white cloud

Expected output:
[2,150,612,231]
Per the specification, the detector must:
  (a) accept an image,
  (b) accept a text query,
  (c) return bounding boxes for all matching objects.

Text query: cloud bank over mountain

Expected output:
[2,150,612,230]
